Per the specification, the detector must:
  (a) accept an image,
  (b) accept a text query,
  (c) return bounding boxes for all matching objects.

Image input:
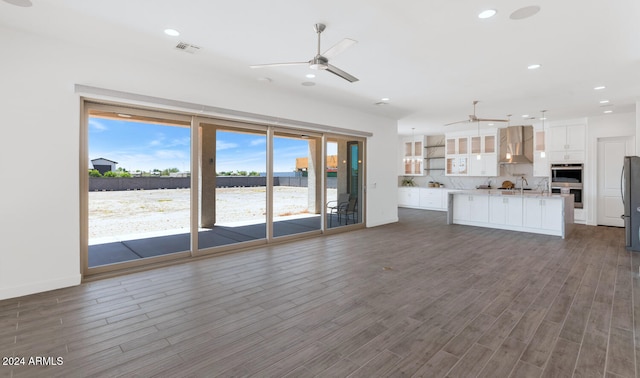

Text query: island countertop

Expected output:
[450,189,570,199]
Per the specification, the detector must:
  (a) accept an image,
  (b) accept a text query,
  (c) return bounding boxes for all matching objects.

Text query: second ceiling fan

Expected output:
[445,101,509,126]
[250,23,359,83]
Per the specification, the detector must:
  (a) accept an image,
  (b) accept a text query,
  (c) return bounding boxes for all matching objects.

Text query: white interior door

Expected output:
[597,136,634,226]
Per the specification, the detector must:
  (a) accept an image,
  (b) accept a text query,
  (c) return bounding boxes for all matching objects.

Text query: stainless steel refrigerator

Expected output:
[622,156,640,251]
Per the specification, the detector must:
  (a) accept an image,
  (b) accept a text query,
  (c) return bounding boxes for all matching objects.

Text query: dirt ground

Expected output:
[89,187,337,240]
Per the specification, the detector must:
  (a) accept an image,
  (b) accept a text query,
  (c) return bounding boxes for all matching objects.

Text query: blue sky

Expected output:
[89,118,335,173]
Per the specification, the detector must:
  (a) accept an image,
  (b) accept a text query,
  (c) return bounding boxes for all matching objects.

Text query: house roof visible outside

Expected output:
[91,158,118,164]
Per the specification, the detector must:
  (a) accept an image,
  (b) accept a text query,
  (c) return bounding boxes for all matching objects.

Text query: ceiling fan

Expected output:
[444,101,509,126]
[250,23,359,83]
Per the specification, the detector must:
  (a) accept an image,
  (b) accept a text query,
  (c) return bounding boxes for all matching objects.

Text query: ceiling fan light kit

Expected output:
[250,23,359,82]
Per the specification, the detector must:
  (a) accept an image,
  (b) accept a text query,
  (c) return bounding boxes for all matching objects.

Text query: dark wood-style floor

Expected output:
[1,208,637,377]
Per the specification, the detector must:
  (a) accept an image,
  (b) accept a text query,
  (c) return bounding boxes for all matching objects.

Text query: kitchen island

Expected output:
[447,190,574,238]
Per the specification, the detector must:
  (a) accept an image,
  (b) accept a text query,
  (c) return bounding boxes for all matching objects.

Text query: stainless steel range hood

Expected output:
[499,125,533,164]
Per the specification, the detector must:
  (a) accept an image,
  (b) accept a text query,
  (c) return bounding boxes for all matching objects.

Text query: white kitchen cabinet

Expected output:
[419,188,443,209]
[447,131,497,176]
[452,194,471,221]
[469,153,498,176]
[453,194,489,223]
[446,156,468,175]
[398,187,420,207]
[548,124,585,162]
[445,136,469,177]
[449,192,571,238]
[523,197,563,231]
[489,196,523,227]
[399,188,454,211]
[445,136,469,155]
[400,136,425,175]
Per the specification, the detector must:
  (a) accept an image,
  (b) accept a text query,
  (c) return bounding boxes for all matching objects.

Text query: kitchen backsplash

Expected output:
[399,163,550,191]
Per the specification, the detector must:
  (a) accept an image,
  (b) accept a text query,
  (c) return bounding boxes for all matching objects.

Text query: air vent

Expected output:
[175,42,201,54]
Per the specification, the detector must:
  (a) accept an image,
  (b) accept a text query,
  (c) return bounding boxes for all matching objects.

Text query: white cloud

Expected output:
[250,138,266,146]
[216,140,238,150]
[167,137,191,147]
[88,119,108,132]
[149,132,166,147]
[155,149,187,159]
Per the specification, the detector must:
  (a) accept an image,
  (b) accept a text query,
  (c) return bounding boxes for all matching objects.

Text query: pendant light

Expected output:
[540,110,547,158]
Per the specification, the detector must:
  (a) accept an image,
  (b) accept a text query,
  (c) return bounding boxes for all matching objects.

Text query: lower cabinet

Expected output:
[419,188,443,209]
[451,193,567,237]
[523,197,563,231]
[453,194,489,223]
[398,187,454,211]
[398,187,419,207]
[489,196,523,227]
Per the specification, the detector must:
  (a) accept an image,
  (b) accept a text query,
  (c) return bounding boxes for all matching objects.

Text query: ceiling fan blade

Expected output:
[326,64,359,82]
[476,118,509,122]
[249,62,308,68]
[444,119,471,126]
[322,38,357,59]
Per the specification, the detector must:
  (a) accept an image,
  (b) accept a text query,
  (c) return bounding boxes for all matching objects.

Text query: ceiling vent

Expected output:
[175,42,201,54]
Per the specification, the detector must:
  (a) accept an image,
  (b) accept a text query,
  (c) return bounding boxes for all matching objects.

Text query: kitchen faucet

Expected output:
[517,176,528,195]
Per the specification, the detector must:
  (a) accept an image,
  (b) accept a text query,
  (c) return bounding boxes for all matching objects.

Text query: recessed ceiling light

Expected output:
[510,6,541,20]
[305,73,316,79]
[604,110,613,114]
[164,29,180,37]
[117,113,132,118]
[301,81,316,86]
[594,85,606,90]
[478,9,497,19]
[527,64,541,70]
[599,100,610,104]
[488,123,494,126]
[540,117,547,121]
[381,97,390,101]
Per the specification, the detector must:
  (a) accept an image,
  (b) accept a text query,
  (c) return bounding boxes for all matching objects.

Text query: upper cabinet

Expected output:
[469,134,498,176]
[445,136,469,176]
[446,129,498,176]
[400,135,425,176]
[547,124,585,162]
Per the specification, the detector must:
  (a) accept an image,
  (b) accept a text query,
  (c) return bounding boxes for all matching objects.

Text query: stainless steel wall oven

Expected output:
[551,163,583,208]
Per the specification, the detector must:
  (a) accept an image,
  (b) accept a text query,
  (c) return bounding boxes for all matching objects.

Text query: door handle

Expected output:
[621,165,625,206]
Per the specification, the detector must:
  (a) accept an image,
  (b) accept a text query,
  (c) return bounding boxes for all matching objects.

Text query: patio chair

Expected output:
[327,193,349,227]
[336,197,358,225]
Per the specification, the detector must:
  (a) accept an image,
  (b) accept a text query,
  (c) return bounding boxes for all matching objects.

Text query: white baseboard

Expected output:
[0,274,82,301]
[367,216,399,228]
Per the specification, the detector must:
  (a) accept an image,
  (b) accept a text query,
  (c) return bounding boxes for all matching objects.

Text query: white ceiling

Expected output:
[2,0,639,135]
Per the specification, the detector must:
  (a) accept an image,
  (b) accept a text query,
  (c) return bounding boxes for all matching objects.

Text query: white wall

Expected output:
[0,27,398,300]
[585,111,636,225]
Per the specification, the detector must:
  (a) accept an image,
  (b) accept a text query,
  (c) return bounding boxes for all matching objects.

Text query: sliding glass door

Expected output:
[326,136,364,229]
[272,130,323,238]
[197,122,267,250]
[85,105,192,268]
[83,101,365,275]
